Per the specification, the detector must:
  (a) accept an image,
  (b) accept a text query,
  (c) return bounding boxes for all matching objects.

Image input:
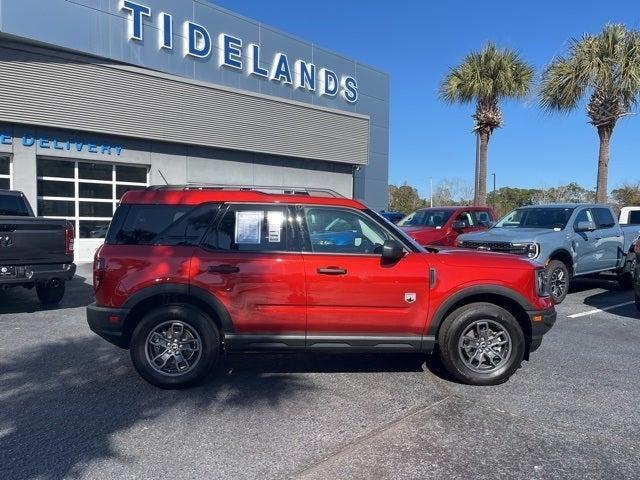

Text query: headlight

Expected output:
[512,242,539,259]
[535,268,549,297]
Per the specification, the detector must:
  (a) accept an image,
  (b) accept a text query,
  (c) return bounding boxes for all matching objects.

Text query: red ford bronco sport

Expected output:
[87,186,556,388]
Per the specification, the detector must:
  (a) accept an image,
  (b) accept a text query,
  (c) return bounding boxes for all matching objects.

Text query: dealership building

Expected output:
[0,0,389,260]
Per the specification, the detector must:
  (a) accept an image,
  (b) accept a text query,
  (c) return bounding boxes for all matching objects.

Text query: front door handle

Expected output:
[208,264,240,274]
[317,267,347,275]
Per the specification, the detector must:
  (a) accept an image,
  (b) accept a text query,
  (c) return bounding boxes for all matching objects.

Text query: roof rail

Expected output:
[146,184,345,198]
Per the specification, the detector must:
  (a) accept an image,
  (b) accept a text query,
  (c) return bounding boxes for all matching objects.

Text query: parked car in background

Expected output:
[0,190,75,304]
[398,206,496,247]
[619,206,640,225]
[458,204,640,304]
[87,185,555,388]
[379,211,405,224]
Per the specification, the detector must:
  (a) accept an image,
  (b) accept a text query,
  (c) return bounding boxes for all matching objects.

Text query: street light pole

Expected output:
[492,173,496,194]
[429,177,433,207]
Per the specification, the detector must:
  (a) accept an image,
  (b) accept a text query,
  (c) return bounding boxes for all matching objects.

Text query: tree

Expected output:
[540,24,640,203]
[432,178,474,206]
[487,187,541,217]
[440,43,534,206]
[611,182,640,210]
[388,183,427,215]
[533,182,595,204]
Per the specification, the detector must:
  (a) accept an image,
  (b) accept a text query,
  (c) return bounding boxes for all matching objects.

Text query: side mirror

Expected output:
[381,239,404,262]
[575,221,596,232]
[451,220,466,231]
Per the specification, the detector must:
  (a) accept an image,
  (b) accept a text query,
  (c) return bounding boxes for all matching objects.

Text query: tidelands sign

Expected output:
[120,1,359,104]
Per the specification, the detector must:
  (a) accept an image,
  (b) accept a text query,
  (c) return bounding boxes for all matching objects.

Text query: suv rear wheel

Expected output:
[437,302,525,385]
[130,304,220,389]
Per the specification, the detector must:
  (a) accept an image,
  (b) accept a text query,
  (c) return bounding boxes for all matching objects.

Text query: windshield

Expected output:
[0,194,30,216]
[495,207,575,229]
[398,209,454,228]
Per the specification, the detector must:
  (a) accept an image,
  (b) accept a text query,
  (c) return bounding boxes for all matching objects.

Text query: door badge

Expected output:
[404,293,416,304]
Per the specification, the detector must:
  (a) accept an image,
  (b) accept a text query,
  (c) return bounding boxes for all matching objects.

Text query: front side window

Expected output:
[593,208,616,228]
[455,211,474,227]
[573,209,594,229]
[398,209,454,228]
[496,207,575,229]
[474,210,493,226]
[202,204,296,252]
[303,207,391,254]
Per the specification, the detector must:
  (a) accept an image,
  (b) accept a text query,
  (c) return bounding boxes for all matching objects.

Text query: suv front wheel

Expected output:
[130,304,220,389]
[437,302,525,385]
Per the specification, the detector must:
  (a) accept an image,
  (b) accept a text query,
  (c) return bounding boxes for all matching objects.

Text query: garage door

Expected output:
[36,158,148,260]
[0,156,11,190]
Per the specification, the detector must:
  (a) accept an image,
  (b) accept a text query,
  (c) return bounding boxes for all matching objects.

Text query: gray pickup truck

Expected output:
[458,204,640,303]
[1,190,76,304]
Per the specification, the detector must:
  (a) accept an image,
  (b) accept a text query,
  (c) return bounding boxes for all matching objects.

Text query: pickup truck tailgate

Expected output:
[0,217,72,265]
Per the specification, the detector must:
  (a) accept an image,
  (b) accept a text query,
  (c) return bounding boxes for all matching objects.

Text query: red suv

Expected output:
[398,206,497,247]
[87,186,555,388]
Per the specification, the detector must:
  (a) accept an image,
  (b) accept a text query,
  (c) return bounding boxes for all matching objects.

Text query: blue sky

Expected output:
[212,0,640,198]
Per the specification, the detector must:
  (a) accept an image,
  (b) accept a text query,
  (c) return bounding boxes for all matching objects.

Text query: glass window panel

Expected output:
[37,179,75,198]
[79,182,112,199]
[37,159,74,178]
[79,201,113,218]
[78,162,112,181]
[116,165,147,183]
[38,199,75,217]
[80,220,111,239]
[0,178,9,190]
[0,157,9,175]
[116,185,145,199]
[110,205,191,245]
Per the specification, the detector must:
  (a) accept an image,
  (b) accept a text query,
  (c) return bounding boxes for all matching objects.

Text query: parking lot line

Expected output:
[567,301,636,319]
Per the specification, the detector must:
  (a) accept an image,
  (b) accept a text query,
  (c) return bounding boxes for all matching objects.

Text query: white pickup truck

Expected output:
[619,207,640,226]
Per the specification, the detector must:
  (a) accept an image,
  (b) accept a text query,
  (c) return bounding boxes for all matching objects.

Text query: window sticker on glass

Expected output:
[267,210,284,243]
[235,211,263,244]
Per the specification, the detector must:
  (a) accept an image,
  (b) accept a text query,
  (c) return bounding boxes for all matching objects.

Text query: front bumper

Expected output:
[87,303,130,349]
[0,263,76,285]
[527,307,557,353]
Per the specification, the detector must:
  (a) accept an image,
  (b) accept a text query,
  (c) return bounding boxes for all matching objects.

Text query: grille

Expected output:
[461,241,513,252]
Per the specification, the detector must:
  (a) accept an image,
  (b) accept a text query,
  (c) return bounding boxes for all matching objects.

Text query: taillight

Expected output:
[65,222,74,256]
[94,251,105,291]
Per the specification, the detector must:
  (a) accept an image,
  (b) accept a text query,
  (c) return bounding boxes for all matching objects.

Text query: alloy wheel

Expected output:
[458,320,512,373]
[144,321,202,376]
[550,267,567,300]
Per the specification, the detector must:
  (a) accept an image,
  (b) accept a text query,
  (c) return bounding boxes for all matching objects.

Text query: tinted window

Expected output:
[593,208,615,228]
[474,210,493,226]
[0,157,9,175]
[80,220,111,239]
[203,205,294,252]
[108,203,219,246]
[79,162,111,181]
[398,209,454,227]
[629,211,640,225]
[116,165,147,183]
[0,178,9,190]
[454,211,475,227]
[37,159,74,178]
[79,201,113,218]
[303,207,391,254]
[573,209,594,228]
[37,179,75,197]
[79,182,112,199]
[38,199,75,217]
[116,185,145,199]
[496,207,575,229]
[0,194,29,216]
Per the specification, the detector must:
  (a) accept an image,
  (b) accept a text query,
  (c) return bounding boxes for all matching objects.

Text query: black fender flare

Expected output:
[426,285,534,338]
[122,283,234,333]
[547,248,575,273]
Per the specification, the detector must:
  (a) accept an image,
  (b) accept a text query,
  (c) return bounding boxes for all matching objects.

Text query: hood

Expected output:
[458,227,563,244]
[400,226,447,244]
[432,247,538,270]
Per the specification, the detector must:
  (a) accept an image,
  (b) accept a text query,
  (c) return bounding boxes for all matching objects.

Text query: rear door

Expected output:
[592,207,624,270]
[299,205,430,350]
[190,203,307,346]
[572,208,599,274]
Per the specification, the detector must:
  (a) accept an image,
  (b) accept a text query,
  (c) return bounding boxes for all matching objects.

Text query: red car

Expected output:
[398,206,497,247]
[87,186,555,388]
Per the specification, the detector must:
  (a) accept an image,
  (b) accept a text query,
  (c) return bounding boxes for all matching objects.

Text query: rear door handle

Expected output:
[208,264,240,274]
[317,267,347,275]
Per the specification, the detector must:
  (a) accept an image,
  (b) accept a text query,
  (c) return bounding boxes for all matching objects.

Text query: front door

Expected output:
[190,203,306,348]
[572,208,599,274]
[299,206,430,350]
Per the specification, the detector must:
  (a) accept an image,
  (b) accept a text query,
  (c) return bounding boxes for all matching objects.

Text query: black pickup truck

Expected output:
[0,190,76,304]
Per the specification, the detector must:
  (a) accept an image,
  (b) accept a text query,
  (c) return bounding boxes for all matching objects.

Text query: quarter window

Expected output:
[303,207,391,254]
[203,205,295,252]
[36,158,148,239]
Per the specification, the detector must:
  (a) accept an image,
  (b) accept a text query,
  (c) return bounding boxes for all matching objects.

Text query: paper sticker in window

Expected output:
[267,211,284,243]
[235,211,262,244]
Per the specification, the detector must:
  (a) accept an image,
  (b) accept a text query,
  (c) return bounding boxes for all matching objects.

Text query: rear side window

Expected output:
[107,203,219,245]
[593,208,616,228]
[628,211,640,225]
[0,194,29,216]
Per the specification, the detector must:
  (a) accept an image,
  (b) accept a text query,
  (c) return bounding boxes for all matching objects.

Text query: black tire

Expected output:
[546,260,569,304]
[130,304,220,389]
[36,281,65,305]
[617,253,636,290]
[437,302,525,386]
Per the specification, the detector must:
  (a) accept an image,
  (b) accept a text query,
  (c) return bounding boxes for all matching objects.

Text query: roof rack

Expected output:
[146,184,345,198]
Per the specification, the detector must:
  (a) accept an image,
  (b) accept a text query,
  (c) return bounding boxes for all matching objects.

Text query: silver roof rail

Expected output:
[146,183,345,198]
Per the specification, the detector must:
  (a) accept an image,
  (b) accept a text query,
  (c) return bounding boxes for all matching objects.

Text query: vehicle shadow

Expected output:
[567,273,622,295]
[0,273,94,314]
[582,289,639,320]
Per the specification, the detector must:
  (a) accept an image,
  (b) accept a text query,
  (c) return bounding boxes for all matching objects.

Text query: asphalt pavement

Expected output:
[1,264,639,479]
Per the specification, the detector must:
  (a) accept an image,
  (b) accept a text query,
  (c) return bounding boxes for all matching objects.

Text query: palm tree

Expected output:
[540,24,640,203]
[441,43,533,206]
